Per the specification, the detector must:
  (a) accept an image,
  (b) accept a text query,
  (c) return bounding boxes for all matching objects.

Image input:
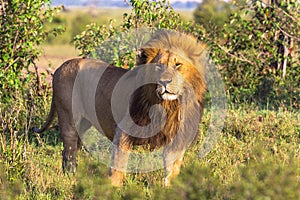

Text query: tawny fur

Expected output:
[33,30,207,186]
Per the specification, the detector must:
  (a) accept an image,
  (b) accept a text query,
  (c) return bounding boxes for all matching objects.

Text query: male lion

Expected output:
[34,30,207,186]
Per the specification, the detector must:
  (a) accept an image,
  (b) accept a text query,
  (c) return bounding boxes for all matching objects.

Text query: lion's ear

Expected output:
[136,49,147,65]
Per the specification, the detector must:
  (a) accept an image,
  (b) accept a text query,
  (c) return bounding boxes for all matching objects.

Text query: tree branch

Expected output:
[213,43,255,66]
[277,26,300,41]
[33,61,42,93]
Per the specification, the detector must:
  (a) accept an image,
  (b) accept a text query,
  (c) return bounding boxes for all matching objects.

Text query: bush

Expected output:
[194,0,237,31]
[74,0,204,67]
[0,0,63,103]
[0,0,62,190]
[205,0,300,108]
[45,15,68,44]
[1,0,299,198]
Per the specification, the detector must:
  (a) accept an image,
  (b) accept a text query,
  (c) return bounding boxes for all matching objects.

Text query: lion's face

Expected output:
[138,49,195,101]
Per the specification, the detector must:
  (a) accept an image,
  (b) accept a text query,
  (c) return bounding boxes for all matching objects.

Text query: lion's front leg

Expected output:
[109,167,126,187]
[109,147,128,186]
[109,128,131,186]
[163,152,184,187]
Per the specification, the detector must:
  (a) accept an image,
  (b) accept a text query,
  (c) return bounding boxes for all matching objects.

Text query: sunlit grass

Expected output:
[1,104,299,199]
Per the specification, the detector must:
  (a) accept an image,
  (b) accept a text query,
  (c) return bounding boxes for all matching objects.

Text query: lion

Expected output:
[33,30,207,186]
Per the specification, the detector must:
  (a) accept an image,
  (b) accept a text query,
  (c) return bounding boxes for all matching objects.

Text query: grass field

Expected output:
[1,106,299,199]
[1,6,299,200]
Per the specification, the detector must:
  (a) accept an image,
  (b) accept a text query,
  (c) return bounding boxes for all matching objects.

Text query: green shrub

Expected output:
[45,15,68,44]
[1,0,299,199]
[194,0,237,31]
[0,0,63,194]
[71,14,94,40]
[205,1,300,108]
[0,0,63,103]
[74,0,204,67]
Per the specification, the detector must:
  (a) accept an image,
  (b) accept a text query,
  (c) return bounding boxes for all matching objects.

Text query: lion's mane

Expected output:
[123,31,207,150]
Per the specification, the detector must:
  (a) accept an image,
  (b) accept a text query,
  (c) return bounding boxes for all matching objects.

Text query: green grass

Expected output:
[1,104,299,199]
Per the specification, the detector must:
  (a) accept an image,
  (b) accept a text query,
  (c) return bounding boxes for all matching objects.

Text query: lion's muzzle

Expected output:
[156,84,178,101]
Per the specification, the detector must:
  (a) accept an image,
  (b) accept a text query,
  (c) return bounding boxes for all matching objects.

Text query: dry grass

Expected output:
[36,45,79,71]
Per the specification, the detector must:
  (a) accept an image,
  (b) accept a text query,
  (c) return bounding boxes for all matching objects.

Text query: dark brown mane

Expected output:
[125,31,207,150]
[128,84,181,150]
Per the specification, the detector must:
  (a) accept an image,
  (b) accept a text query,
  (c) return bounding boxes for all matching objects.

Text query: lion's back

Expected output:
[51,58,128,139]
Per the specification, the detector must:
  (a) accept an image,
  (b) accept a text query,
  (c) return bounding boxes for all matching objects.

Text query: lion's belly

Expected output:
[71,61,128,141]
[94,67,128,141]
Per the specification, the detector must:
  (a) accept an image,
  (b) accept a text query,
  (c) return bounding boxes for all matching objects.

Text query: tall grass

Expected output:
[1,95,299,199]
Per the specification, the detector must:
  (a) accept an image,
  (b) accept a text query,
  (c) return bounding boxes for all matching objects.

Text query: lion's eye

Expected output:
[155,65,162,71]
[175,63,182,69]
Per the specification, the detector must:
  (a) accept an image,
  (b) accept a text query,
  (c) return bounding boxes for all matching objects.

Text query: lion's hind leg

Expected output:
[61,126,79,174]
[57,108,80,174]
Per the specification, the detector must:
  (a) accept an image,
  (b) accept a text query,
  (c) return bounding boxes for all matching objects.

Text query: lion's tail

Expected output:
[33,97,56,133]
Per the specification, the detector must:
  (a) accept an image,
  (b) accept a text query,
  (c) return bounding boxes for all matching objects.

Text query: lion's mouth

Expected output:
[156,85,178,101]
[161,93,178,101]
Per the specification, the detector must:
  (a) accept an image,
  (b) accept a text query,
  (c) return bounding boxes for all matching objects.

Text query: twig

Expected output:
[33,61,42,93]
[4,57,20,72]
[277,26,300,41]
[213,43,255,65]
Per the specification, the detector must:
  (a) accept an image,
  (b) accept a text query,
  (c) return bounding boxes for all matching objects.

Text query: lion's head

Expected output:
[136,30,206,103]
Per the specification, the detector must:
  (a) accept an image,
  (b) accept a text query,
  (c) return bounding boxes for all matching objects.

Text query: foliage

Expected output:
[74,0,203,68]
[0,0,62,188]
[0,0,63,103]
[45,15,68,44]
[1,0,299,199]
[205,0,300,108]
[193,0,238,31]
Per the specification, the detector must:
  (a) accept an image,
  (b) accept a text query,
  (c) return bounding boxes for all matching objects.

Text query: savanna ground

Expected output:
[1,4,300,200]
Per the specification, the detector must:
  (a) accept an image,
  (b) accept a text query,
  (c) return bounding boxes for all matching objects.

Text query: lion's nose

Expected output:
[158,79,171,88]
[159,72,172,87]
